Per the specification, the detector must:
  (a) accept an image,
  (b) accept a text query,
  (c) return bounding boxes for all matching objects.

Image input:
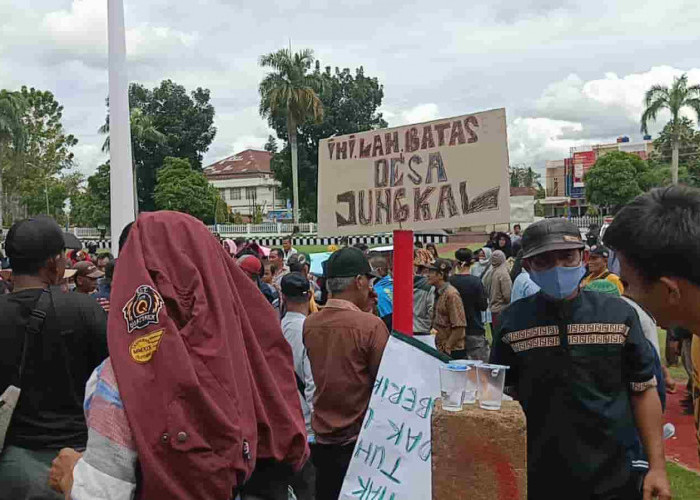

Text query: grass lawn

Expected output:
[668,462,700,499]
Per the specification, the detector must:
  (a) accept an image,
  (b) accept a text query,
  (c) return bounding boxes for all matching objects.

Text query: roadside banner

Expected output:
[318,108,510,236]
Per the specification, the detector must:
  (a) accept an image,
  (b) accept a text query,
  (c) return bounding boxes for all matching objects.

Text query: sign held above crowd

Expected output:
[318,108,511,236]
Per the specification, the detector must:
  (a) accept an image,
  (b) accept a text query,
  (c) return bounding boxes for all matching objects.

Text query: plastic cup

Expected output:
[476,364,509,410]
[450,360,483,404]
[439,363,468,411]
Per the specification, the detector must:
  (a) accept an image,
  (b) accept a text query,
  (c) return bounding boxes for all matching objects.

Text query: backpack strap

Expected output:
[13,289,52,388]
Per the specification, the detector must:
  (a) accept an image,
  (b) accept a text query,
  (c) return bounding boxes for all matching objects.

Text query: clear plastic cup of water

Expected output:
[439,363,468,411]
[476,364,509,411]
[450,360,483,404]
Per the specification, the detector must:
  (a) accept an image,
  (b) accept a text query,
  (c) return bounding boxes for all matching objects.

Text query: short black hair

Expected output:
[455,248,473,263]
[270,248,283,259]
[11,257,50,276]
[119,222,134,253]
[234,237,247,247]
[97,252,114,263]
[514,224,521,230]
[282,236,292,243]
[353,242,369,252]
[604,185,700,287]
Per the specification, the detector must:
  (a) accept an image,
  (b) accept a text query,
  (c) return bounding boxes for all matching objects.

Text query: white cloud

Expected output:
[383,103,441,128]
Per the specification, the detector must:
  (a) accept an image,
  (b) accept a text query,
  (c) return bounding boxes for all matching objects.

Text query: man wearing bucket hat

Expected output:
[490,218,669,500]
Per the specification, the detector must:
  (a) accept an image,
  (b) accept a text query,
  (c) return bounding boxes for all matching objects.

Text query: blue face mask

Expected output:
[528,265,587,300]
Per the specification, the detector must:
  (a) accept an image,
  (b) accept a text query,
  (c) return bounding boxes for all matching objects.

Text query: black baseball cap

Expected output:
[590,245,611,259]
[426,258,453,274]
[521,218,585,259]
[326,247,377,279]
[5,216,70,263]
[281,272,310,298]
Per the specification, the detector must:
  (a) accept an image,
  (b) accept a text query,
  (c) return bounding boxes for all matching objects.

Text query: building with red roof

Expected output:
[204,149,288,221]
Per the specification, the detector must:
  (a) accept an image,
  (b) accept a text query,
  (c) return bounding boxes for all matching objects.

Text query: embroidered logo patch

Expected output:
[129,329,165,363]
[123,285,164,333]
[563,235,581,243]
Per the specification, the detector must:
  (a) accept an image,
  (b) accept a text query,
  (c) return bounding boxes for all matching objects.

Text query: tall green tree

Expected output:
[0,90,26,227]
[154,157,225,224]
[259,48,324,223]
[10,87,78,220]
[100,80,216,211]
[641,73,700,185]
[265,65,387,221]
[584,151,654,211]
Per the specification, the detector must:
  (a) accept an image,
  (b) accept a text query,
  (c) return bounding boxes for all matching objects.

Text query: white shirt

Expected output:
[621,296,660,356]
[282,247,298,265]
[280,311,315,437]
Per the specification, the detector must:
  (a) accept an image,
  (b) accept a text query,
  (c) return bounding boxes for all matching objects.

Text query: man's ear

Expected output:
[660,277,682,305]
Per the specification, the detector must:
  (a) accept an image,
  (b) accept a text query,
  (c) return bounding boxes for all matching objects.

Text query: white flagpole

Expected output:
[108,0,135,256]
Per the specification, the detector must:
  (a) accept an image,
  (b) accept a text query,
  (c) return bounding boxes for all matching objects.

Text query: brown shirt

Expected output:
[303,298,389,445]
[432,283,467,355]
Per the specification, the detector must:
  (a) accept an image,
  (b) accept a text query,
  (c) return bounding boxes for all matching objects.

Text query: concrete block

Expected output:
[432,400,527,499]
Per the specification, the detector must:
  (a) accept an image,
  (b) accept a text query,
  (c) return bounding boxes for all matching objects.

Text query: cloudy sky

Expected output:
[2,0,700,178]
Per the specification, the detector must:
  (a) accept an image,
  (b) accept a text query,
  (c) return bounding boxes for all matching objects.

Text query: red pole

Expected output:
[392,229,414,336]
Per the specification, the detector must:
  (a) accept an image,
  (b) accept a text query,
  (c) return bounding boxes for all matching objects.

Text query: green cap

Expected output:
[584,279,620,296]
[326,247,377,278]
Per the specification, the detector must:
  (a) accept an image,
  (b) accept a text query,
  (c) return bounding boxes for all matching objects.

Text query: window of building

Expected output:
[230,188,241,200]
[245,187,256,200]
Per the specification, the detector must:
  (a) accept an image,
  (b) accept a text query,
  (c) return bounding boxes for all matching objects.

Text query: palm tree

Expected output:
[99,107,166,214]
[641,73,700,184]
[259,48,324,223]
[0,90,27,228]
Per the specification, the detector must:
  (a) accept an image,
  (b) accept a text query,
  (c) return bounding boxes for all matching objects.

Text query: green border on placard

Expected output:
[390,331,451,363]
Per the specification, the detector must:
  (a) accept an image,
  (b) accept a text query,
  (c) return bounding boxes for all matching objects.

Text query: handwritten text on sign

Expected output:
[339,335,446,500]
[318,108,510,236]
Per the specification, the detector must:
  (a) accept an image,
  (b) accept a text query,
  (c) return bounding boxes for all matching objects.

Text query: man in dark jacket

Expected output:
[491,218,669,500]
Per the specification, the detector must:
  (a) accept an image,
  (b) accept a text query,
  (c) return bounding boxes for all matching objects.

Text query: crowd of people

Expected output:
[0,185,699,499]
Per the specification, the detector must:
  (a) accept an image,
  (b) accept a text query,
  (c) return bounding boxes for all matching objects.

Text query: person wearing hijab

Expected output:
[495,232,513,259]
[471,247,492,279]
[489,250,512,331]
[478,247,494,328]
[48,211,309,500]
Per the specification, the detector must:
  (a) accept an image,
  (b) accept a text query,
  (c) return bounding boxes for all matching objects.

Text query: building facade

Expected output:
[542,137,654,216]
[203,149,288,221]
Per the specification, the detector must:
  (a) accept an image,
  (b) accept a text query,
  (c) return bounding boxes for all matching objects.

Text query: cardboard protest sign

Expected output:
[318,108,510,236]
[339,333,449,500]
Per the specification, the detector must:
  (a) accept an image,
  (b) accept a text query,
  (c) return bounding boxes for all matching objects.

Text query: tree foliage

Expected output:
[0,89,26,226]
[641,73,700,184]
[509,165,541,188]
[70,163,111,228]
[584,152,653,210]
[154,157,224,224]
[265,65,387,220]
[101,80,216,211]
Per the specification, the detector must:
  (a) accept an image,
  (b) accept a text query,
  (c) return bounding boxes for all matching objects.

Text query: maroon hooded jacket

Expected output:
[108,212,308,499]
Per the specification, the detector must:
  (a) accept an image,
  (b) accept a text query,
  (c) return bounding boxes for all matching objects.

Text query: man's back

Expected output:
[0,288,108,449]
[303,299,389,445]
[449,274,486,335]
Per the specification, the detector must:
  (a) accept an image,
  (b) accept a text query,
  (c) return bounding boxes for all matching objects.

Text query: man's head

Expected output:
[427,258,452,287]
[238,254,263,281]
[521,218,588,300]
[269,248,284,266]
[288,253,309,277]
[325,247,377,310]
[588,246,610,276]
[5,216,68,285]
[368,253,390,278]
[281,272,311,312]
[604,186,700,330]
[74,261,104,293]
[96,252,114,274]
[353,242,369,254]
[262,262,273,284]
[282,237,292,252]
[513,224,521,235]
